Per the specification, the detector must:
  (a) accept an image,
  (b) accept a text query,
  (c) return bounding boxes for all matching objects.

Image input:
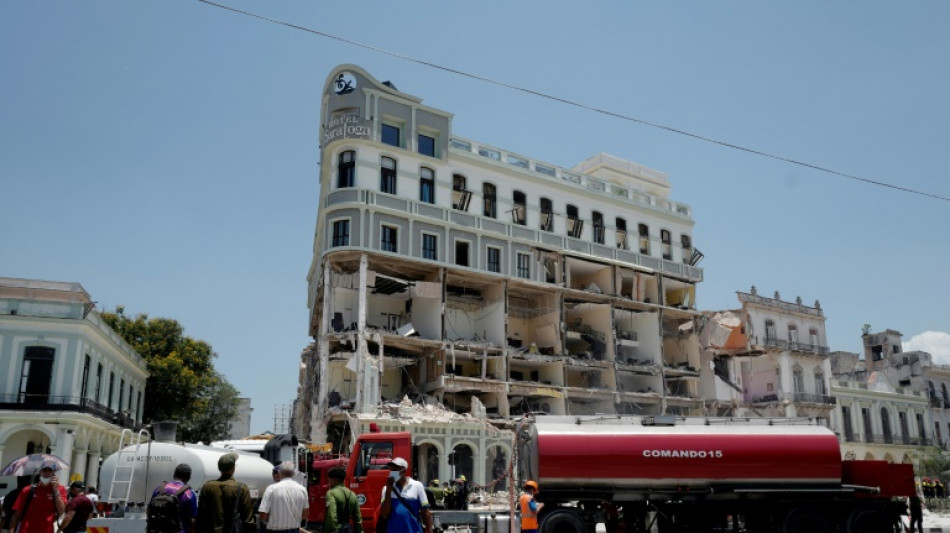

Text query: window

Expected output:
[792,367,804,394]
[109,372,116,410]
[380,157,397,194]
[862,408,872,439]
[512,191,526,225]
[455,240,470,266]
[566,204,583,238]
[660,229,672,260]
[881,408,892,443]
[680,234,691,263]
[638,224,650,254]
[337,150,355,188]
[540,198,553,232]
[592,211,605,244]
[936,421,942,446]
[842,407,854,440]
[382,123,400,147]
[332,220,350,247]
[483,183,497,218]
[452,174,471,211]
[809,328,819,347]
[418,133,436,157]
[899,412,909,439]
[81,355,91,401]
[419,167,435,204]
[422,233,438,260]
[788,324,799,343]
[764,320,777,342]
[918,414,927,441]
[616,218,627,249]
[487,247,501,273]
[95,363,103,403]
[19,346,55,404]
[517,252,531,279]
[120,379,126,411]
[381,225,398,253]
[814,371,826,395]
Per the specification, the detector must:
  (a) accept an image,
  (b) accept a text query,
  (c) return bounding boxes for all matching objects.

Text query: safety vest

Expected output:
[520,493,539,530]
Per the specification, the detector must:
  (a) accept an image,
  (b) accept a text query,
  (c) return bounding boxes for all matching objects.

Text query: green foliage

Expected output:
[916,446,950,482]
[102,306,240,442]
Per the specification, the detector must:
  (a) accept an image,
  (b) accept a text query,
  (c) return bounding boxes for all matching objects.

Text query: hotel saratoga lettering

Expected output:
[324,114,370,144]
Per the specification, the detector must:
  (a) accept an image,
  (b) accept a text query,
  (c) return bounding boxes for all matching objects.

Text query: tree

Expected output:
[102,306,240,442]
[917,446,950,483]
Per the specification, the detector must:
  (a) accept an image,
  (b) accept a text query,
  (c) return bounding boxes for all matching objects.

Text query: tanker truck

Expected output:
[330,415,914,533]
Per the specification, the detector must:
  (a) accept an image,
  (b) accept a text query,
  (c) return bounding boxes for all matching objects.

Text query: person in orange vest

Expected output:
[519,481,544,533]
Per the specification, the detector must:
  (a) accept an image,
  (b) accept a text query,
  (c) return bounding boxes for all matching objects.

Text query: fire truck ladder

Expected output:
[107,428,150,505]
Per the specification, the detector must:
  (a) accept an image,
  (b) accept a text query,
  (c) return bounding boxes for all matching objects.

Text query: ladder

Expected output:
[107,428,150,505]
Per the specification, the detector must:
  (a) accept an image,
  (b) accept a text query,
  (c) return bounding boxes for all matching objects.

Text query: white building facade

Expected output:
[298,65,703,485]
[0,278,148,488]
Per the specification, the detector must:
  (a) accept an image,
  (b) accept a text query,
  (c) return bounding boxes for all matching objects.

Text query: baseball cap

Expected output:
[70,480,85,490]
[40,460,60,472]
[387,457,409,470]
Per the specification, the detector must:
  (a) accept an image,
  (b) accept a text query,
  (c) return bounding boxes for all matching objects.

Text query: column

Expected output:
[71,448,88,483]
[86,452,101,489]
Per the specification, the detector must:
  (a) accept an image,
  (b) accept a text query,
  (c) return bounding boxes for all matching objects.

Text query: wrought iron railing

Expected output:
[0,394,140,430]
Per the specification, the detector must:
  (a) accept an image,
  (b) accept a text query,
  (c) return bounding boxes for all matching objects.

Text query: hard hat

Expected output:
[524,480,538,491]
[460,475,466,481]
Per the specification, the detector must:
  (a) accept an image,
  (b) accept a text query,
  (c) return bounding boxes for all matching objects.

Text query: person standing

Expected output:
[149,464,198,533]
[324,467,362,533]
[908,495,923,533]
[9,461,67,533]
[55,481,94,533]
[258,461,309,533]
[197,453,255,533]
[518,481,544,533]
[379,458,432,533]
[84,487,99,518]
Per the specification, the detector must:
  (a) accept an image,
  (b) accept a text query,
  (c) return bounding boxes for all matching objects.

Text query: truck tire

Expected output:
[846,508,896,533]
[780,507,832,533]
[539,510,586,533]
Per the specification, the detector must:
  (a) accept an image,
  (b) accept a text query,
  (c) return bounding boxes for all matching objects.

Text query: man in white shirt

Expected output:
[259,461,309,533]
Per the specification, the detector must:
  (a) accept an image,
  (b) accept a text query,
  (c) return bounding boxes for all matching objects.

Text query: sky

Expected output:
[2,2,949,436]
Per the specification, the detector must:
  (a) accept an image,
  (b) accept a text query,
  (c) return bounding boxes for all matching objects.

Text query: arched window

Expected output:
[512,190,526,225]
[483,183,497,218]
[792,366,804,394]
[566,205,583,238]
[616,218,627,249]
[592,211,605,244]
[337,150,355,188]
[814,370,826,396]
[380,157,397,194]
[881,408,893,443]
[539,197,553,231]
[660,229,672,260]
[452,174,471,211]
[419,167,435,204]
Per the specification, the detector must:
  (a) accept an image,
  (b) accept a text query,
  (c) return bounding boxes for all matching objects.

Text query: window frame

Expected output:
[380,156,397,195]
[638,224,650,255]
[381,224,398,253]
[422,232,438,261]
[483,183,497,219]
[419,167,435,204]
[381,122,401,148]
[487,246,501,273]
[337,150,356,188]
[516,252,531,279]
[332,218,351,247]
[454,239,471,267]
[418,132,436,158]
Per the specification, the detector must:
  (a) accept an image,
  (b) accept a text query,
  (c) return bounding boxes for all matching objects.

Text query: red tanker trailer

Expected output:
[335,415,914,533]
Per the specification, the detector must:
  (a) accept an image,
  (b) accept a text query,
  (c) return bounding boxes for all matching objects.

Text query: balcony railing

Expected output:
[792,392,836,405]
[759,336,830,355]
[0,394,140,430]
[842,433,935,447]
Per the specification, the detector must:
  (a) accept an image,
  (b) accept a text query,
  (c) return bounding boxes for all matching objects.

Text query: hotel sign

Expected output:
[324,113,370,144]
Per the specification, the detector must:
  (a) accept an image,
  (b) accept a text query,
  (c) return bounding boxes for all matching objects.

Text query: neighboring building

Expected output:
[830,350,932,462]
[0,277,148,488]
[298,64,703,485]
[228,397,252,439]
[698,287,834,420]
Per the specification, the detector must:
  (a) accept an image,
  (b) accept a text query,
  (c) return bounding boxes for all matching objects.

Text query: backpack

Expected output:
[146,482,189,533]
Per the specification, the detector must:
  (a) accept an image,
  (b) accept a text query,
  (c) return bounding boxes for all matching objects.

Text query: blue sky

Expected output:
[2,2,949,435]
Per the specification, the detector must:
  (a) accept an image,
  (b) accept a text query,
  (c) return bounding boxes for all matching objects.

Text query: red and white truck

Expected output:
[322,415,913,533]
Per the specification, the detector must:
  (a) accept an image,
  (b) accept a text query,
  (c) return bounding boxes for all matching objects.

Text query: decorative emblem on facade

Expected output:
[334,72,356,95]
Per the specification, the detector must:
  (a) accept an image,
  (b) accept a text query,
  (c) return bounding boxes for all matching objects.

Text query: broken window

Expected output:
[540,197,553,232]
[337,150,355,188]
[453,174,472,211]
[660,229,672,260]
[809,328,819,347]
[680,234,691,263]
[566,204,583,238]
[512,190,526,225]
[764,320,776,343]
[483,183,497,218]
[616,217,627,249]
[638,223,650,255]
[788,324,798,343]
[455,240,470,266]
[592,211,605,244]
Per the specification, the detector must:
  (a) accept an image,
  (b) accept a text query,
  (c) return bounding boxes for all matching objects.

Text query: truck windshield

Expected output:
[355,441,394,478]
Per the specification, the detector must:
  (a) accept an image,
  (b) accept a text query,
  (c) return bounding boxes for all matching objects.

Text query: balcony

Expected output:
[792,392,835,405]
[759,336,830,355]
[847,433,935,447]
[0,394,140,430]
[323,188,703,282]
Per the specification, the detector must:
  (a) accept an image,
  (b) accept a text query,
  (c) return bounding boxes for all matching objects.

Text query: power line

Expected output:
[196,0,950,203]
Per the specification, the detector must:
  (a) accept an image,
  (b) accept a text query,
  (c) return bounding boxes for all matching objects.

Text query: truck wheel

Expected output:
[781,507,831,533]
[540,510,586,533]
[846,508,895,533]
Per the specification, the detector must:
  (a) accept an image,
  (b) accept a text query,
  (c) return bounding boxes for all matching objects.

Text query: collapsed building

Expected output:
[296,64,704,486]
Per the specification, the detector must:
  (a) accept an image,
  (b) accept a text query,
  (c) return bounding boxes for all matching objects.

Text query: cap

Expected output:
[524,480,538,491]
[460,475,466,481]
[387,457,409,470]
[70,480,85,490]
[218,453,238,471]
[39,460,60,472]
[272,464,281,474]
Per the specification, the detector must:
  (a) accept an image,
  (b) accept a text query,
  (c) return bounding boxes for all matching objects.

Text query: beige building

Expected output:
[297,65,704,485]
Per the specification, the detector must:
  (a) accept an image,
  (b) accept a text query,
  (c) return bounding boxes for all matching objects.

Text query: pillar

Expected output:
[86,452,101,489]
